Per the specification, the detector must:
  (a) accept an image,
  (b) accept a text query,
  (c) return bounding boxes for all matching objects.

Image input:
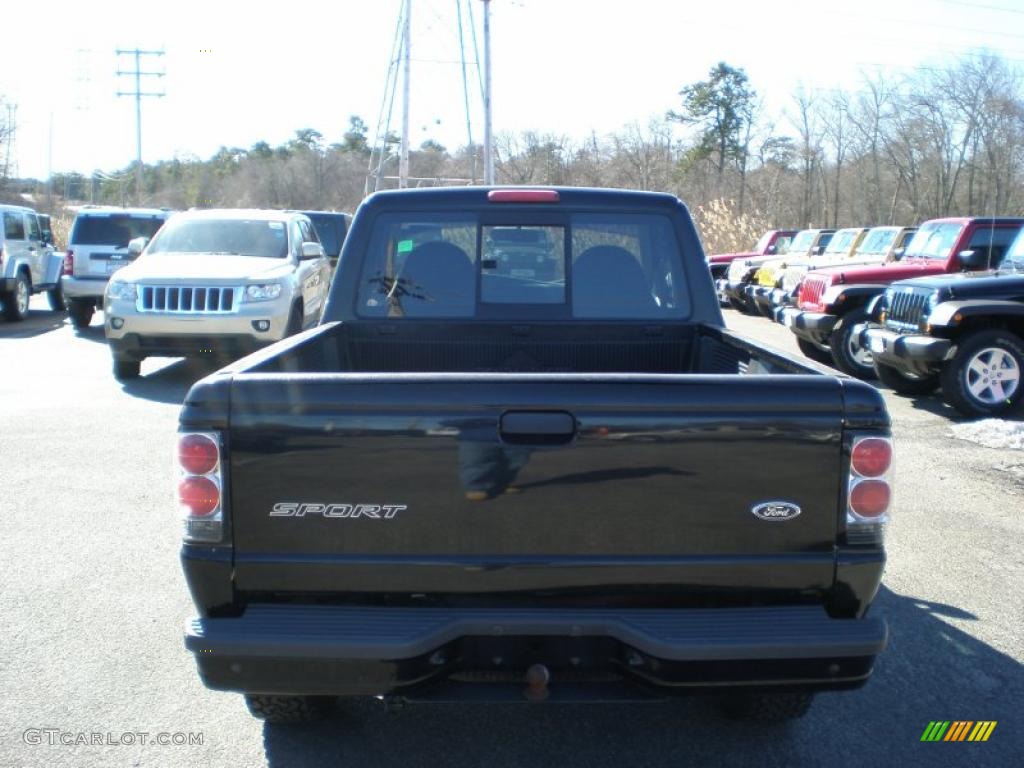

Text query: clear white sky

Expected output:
[3,0,1023,179]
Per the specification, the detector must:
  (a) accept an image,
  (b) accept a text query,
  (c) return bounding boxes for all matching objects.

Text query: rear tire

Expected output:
[828,308,875,379]
[874,360,940,396]
[113,359,141,380]
[939,329,1024,418]
[48,282,66,312]
[2,270,30,321]
[797,338,835,367]
[69,299,94,330]
[719,692,815,722]
[245,694,333,724]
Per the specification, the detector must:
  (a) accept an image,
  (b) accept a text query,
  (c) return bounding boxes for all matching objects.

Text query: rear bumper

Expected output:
[781,309,838,345]
[0,277,17,292]
[186,604,887,696]
[862,327,953,372]
[61,275,108,300]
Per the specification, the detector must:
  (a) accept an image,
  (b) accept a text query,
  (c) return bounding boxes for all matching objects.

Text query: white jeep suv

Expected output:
[103,209,330,380]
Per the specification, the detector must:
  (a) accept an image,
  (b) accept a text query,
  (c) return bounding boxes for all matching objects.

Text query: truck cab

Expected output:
[178,188,891,725]
[782,217,1024,378]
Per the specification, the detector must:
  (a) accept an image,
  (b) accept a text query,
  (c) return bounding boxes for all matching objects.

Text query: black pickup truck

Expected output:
[179,187,892,724]
[862,227,1024,417]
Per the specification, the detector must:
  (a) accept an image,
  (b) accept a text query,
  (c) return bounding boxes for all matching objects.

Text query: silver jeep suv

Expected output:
[62,207,171,329]
[103,209,330,380]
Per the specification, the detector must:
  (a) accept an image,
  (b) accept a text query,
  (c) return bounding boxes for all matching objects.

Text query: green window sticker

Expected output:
[397,239,414,254]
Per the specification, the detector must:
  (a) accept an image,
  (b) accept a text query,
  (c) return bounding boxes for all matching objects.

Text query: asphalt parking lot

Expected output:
[2,296,1021,768]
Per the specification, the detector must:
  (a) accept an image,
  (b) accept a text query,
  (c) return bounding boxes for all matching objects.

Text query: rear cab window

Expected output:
[356,212,689,320]
[70,214,166,247]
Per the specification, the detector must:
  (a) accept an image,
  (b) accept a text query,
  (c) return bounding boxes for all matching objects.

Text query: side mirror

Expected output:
[958,249,985,269]
[301,242,325,260]
[765,245,776,255]
[128,237,149,256]
[812,246,823,256]
[892,247,905,260]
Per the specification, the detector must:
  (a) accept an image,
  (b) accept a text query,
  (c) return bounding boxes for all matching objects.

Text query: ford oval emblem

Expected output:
[751,501,802,521]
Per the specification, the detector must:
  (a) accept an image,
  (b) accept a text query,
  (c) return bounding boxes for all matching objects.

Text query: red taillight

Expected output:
[847,434,893,525]
[488,189,560,203]
[178,433,219,475]
[63,250,74,275]
[849,480,891,518]
[851,437,892,477]
[177,431,223,542]
[178,476,220,517]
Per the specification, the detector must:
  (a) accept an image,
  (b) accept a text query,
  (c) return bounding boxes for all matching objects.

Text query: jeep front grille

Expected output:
[138,285,239,314]
[885,290,930,331]
[799,276,829,309]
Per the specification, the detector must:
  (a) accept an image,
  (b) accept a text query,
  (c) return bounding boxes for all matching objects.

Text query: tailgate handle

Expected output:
[500,411,576,445]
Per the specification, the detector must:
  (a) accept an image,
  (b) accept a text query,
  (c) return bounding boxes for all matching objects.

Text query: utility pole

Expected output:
[116,48,165,205]
[399,0,411,189]
[482,0,494,185]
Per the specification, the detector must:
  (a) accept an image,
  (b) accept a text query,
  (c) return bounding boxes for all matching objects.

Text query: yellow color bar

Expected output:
[968,721,997,742]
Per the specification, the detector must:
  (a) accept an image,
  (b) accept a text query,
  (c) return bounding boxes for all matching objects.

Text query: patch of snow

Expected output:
[950,419,1024,451]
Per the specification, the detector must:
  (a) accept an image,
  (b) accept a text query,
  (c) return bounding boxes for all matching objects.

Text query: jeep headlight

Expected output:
[781,269,802,292]
[821,285,846,307]
[245,283,284,302]
[920,290,942,330]
[106,280,137,301]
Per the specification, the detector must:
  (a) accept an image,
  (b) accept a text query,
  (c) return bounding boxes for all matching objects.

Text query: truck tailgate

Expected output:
[227,373,845,595]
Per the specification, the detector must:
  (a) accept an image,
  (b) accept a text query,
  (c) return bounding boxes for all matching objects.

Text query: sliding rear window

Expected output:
[356,212,689,320]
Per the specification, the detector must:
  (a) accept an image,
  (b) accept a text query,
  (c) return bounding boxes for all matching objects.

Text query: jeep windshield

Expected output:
[901,222,964,260]
[356,212,689,320]
[1004,230,1024,270]
[857,228,898,255]
[787,230,816,255]
[146,219,290,258]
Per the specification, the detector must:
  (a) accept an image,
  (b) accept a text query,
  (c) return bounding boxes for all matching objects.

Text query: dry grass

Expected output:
[50,211,74,250]
[693,198,771,256]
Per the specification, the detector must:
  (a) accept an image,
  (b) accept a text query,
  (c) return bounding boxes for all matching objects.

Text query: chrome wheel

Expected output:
[965,347,1021,405]
[16,276,29,315]
[847,333,872,367]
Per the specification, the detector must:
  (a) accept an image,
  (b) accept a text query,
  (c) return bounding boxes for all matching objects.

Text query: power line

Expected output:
[116,48,165,205]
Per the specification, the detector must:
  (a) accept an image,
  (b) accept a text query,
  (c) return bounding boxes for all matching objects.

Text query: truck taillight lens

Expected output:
[847,435,893,528]
[179,434,219,475]
[63,250,74,275]
[177,431,223,543]
[851,437,891,477]
[179,476,220,517]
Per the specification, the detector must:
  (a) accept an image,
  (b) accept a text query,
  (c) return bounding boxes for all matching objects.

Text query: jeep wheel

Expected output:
[829,308,875,379]
[48,281,66,312]
[719,692,815,722]
[2,271,30,321]
[68,299,94,330]
[940,330,1024,418]
[874,360,940,396]
[797,338,835,367]
[244,694,333,724]
[285,303,304,336]
[113,359,141,381]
